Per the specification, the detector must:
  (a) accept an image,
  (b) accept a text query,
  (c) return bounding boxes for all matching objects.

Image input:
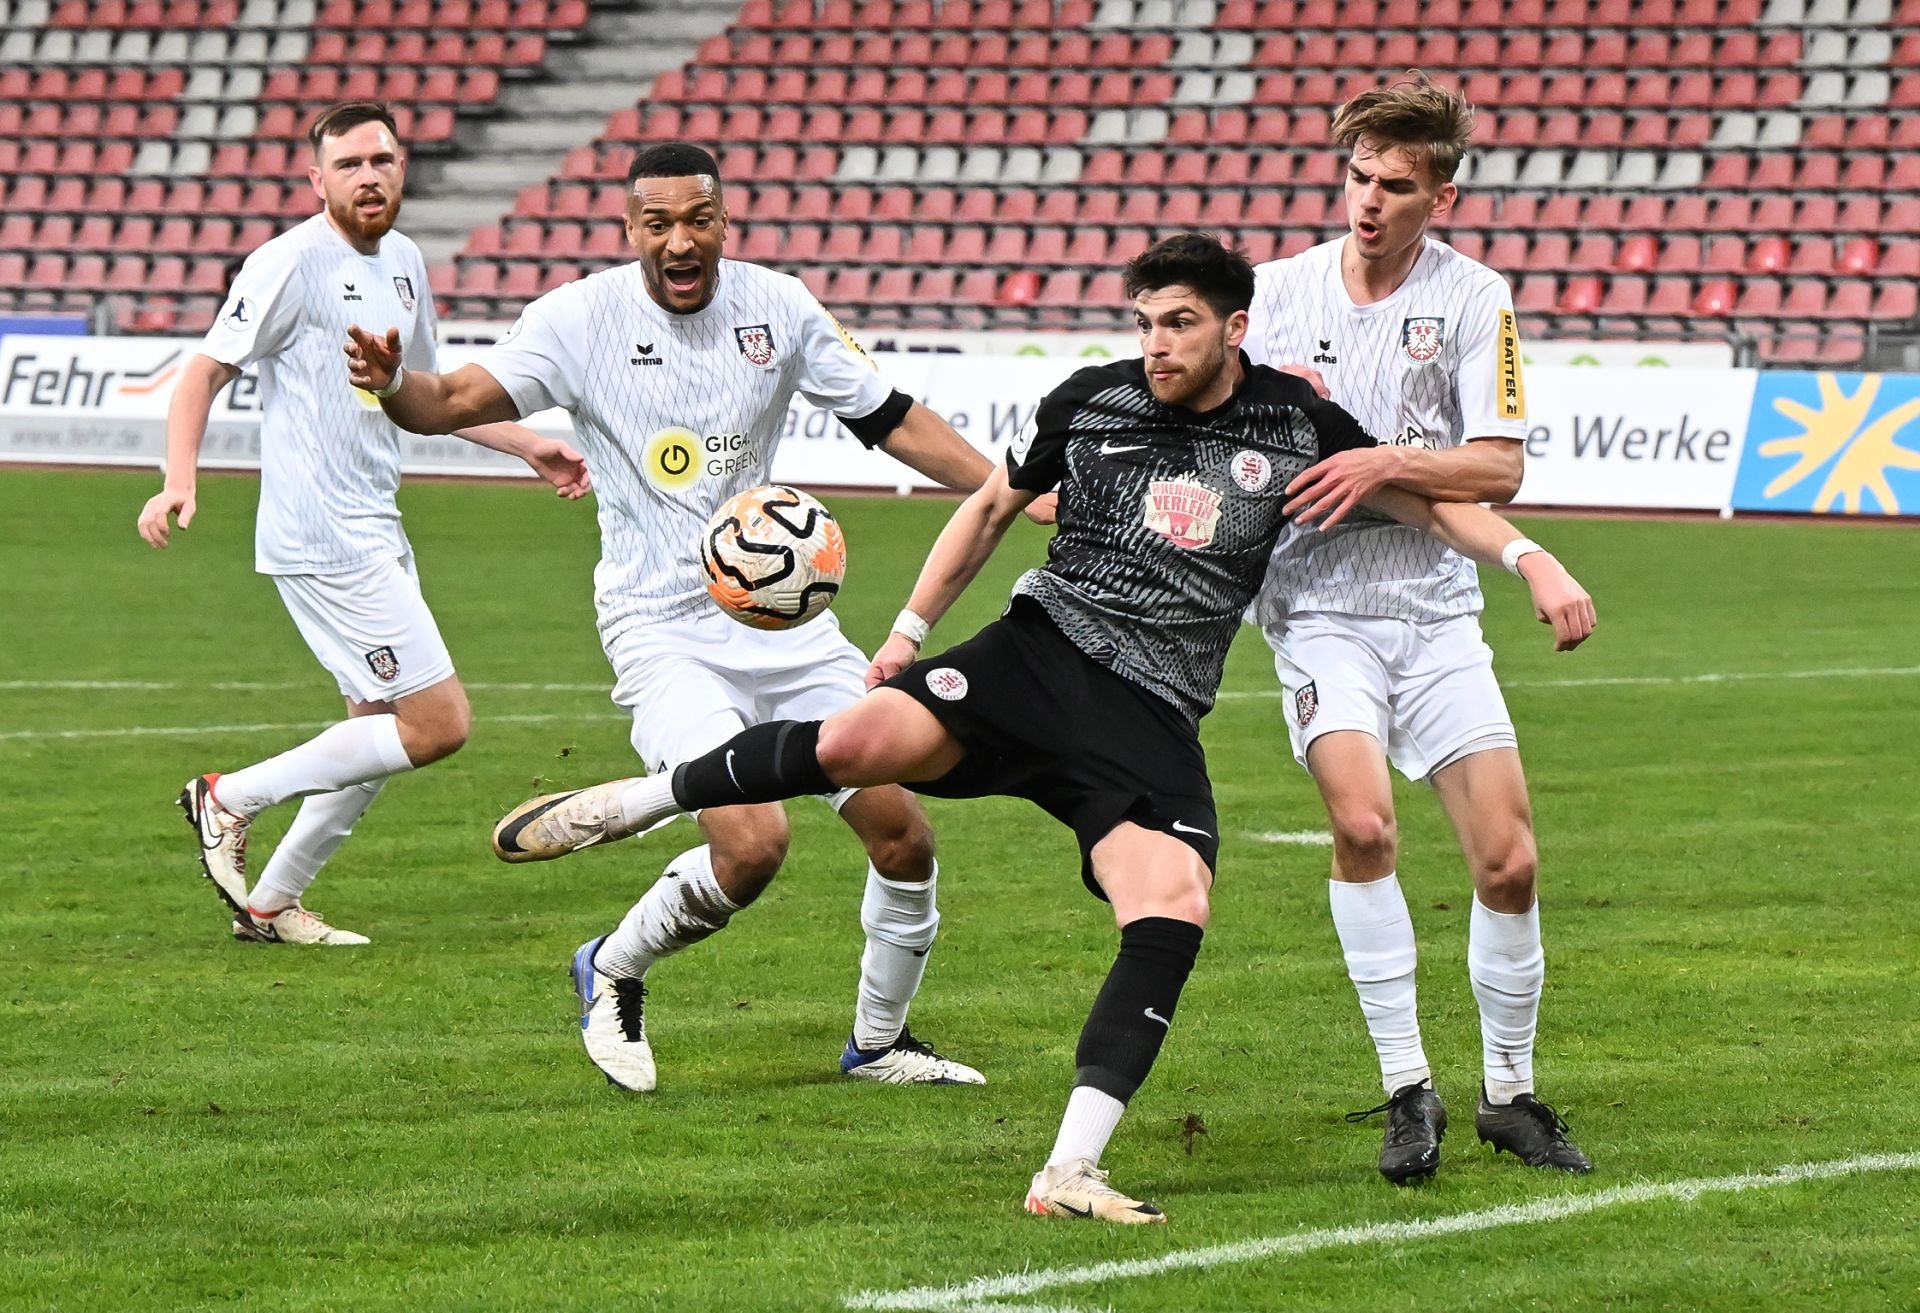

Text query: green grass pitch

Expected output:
[2,467,1917,1311]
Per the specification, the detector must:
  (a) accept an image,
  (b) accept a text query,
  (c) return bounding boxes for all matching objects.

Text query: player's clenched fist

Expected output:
[865,633,922,689]
[344,324,404,394]
[137,486,195,548]
[1518,553,1597,652]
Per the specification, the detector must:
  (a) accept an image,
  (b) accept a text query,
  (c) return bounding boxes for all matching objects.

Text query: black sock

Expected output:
[668,720,835,810]
[1073,916,1205,1103]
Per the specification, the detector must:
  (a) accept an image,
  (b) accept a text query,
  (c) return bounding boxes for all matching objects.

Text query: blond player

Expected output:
[138,101,590,945]
[1246,74,1595,1181]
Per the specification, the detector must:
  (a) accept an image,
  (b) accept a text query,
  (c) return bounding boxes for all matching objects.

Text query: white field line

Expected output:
[0,711,617,742]
[6,664,1920,700]
[844,1151,1920,1313]
[1215,664,1920,700]
[1248,830,1334,846]
[0,679,612,693]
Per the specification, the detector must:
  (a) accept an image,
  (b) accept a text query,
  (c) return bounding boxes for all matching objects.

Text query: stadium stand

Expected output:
[0,0,1915,362]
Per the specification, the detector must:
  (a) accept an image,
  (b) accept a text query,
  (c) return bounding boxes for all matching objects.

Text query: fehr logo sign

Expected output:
[1731,373,1920,516]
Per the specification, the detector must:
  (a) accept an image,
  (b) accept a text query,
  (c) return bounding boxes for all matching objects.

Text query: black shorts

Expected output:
[881,596,1218,898]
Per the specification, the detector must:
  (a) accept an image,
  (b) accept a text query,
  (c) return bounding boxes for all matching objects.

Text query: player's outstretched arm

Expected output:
[451,421,593,500]
[1288,435,1525,530]
[1367,489,1596,652]
[137,353,240,548]
[876,401,994,492]
[867,462,1038,687]
[344,325,521,434]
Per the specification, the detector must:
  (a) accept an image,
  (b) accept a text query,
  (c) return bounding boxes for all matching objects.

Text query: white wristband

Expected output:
[892,608,931,647]
[1501,538,1545,575]
[371,363,406,399]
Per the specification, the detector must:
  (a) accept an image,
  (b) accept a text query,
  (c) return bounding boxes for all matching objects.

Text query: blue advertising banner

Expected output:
[1731,372,1920,516]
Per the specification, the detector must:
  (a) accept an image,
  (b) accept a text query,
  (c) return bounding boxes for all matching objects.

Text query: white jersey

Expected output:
[1246,235,1528,624]
[478,259,892,640]
[199,213,438,576]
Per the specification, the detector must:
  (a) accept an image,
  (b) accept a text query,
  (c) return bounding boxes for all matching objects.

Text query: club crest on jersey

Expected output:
[733,323,777,368]
[1231,450,1272,492]
[365,646,400,683]
[1295,680,1318,728]
[1142,476,1223,550]
[392,276,415,311]
[924,667,969,701]
[1401,316,1445,363]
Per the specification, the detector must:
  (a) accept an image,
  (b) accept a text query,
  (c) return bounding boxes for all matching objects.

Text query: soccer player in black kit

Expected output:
[493,234,1595,1222]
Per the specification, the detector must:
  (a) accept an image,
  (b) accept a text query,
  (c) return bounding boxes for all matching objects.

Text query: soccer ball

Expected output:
[700,485,847,630]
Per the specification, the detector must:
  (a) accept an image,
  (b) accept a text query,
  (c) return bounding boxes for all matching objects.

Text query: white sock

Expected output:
[1329,875,1431,1094]
[616,774,679,837]
[595,845,741,980]
[214,715,413,818]
[247,780,385,915]
[1046,1085,1127,1169]
[852,862,939,1051]
[1469,896,1543,1105]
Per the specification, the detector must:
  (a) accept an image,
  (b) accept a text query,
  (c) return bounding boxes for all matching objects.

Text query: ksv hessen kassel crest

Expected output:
[733,323,777,367]
[1401,316,1445,363]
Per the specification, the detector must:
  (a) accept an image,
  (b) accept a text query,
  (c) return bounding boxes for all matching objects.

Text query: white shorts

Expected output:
[605,609,870,793]
[273,552,455,704]
[1265,611,1516,782]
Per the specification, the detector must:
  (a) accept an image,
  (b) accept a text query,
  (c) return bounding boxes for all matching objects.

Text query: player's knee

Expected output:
[814,716,876,784]
[712,816,790,901]
[1330,806,1397,870]
[1476,830,1538,907]
[862,806,936,881]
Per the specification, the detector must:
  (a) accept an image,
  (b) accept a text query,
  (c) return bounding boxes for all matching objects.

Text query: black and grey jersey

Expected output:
[1005,355,1375,723]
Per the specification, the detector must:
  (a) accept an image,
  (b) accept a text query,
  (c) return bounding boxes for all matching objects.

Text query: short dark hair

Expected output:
[307,101,399,155]
[627,143,723,187]
[1121,233,1255,319]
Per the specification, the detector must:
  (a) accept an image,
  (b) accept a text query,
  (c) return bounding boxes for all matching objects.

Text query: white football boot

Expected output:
[839,1029,986,1085]
[180,774,252,923]
[492,778,650,863]
[1024,1159,1167,1224]
[571,935,656,1091]
[233,904,370,946]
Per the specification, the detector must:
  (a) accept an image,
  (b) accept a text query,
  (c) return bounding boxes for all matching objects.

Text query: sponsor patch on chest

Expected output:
[1142,476,1223,549]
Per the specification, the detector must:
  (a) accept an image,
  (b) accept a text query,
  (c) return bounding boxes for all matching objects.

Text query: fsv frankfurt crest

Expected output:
[1401,316,1445,363]
[734,323,777,367]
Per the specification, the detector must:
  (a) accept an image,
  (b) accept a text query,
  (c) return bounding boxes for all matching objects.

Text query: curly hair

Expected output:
[1332,70,1475,183]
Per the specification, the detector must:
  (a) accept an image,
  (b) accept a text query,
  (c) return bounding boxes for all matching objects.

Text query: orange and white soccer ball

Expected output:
[700,485,847,630]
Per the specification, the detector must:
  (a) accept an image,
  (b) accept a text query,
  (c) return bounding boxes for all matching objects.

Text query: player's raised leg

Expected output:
[497,689,966,860]
[1430,746,1592,1173]
[833,785,982,1085]
[1023,823,1207,1225]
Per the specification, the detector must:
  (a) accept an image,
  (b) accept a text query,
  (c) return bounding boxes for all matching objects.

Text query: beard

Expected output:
[330,191,400,244]
[1147,340,1229,407]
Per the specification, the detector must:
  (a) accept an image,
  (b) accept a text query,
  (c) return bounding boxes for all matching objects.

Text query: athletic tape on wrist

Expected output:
[892,608,931,647]
[371,364,406,399]
[1501,538,1545,575]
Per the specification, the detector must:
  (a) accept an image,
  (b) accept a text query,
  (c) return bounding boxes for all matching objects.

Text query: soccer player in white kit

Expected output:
[1244,75,1596,1180]
[344,143,998,1089]
[137,102,592,946]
